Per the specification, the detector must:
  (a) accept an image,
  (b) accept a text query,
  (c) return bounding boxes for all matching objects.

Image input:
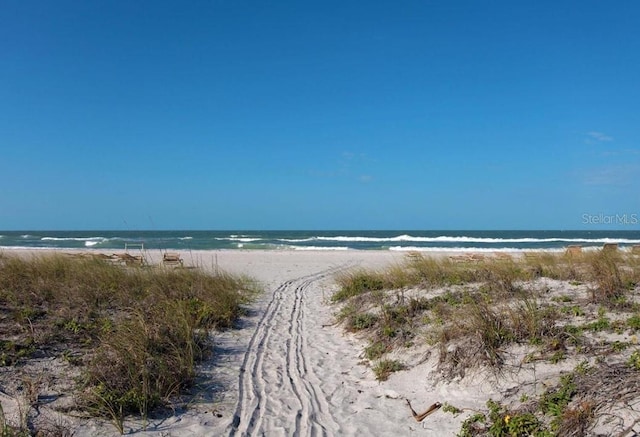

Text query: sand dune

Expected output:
[4,249,640,436]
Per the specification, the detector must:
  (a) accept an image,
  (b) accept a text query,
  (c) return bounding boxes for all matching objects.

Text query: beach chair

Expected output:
[101,253,126,265]
[118,253,145,266]
[565,245,582,256]
[163,252,183,267]
[119,243,147,266]
[405,251,422,260]
[449,255,470,263]
[468,253,485,262]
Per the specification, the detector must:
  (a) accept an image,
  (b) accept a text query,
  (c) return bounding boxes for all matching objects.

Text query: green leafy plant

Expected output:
[364,341,388,361]
[347,313,378,331]
[627,314,640,331]
[442,402,462,415]
[627,350,640,370]
[372,359,404,381]
[458,413,486,437]
[540,374,577,431]
[458,400,551,437]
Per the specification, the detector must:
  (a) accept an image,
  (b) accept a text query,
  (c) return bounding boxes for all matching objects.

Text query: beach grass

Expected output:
[332,250,640,389]
[0,252,259,434]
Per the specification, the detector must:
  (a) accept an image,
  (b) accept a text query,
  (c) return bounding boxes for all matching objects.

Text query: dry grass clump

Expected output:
[405,256,472,286]
[587,251,626,303]
[332,269,388,302]
[332,255,530,304]
[524,250,639,301]
[0,253,258,433]
[436,296,565,376]
[372,359,405,381]
[406,256,530,291]
[524,252,586,281]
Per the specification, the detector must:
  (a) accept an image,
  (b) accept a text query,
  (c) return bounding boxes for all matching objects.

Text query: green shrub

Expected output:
[585,314,610,332]
[458,400,551,437]
[332,270,386,302]
[627,314,640,331]
[487,399,546,437]
[540,374,576,419]
[364,341,388,360]
[347,313,378,331]
[627,350,640,370]
[372,359,404,381]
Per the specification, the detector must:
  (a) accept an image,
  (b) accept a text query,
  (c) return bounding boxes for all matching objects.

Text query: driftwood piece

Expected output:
[406,399,442,422]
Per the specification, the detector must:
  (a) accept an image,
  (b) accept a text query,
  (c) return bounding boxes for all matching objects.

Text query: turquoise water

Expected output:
[1,230,640,252]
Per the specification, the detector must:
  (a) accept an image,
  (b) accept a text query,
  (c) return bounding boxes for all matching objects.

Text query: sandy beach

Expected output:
[130,249,413,436]
[4,249,425,436]
[2,248,640,436]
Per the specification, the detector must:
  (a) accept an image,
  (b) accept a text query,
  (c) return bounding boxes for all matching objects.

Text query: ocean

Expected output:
[1,230,640,252]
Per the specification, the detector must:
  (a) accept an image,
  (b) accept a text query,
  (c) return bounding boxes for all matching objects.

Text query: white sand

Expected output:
[3,249,638,436]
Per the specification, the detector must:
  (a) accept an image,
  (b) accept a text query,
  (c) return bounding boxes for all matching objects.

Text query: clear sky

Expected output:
[1,1,638,230]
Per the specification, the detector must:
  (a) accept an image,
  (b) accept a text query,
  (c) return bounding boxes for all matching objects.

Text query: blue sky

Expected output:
[1,1,638,230]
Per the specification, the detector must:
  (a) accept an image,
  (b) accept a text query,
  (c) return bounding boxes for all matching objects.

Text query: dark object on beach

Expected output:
[94,252,145,266]
[406,399,442,422]
[163,252,184,266]
[565,245,583,256]
[602,243,618,252]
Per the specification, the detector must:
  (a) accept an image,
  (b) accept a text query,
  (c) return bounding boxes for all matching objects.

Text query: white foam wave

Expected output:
[291,246,351,251]
[388,246,565,253]
[40,236,110,247]
[278,238,316,243]
[41,237,106,242]
[218,237,263,242]
[179,237,193,240]
[306,235,640,244]
[0,246,59,251]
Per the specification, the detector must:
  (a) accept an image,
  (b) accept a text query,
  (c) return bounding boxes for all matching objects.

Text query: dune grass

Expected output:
[332,250,640,382]
[0,252,259,433]
[332,250,640,433]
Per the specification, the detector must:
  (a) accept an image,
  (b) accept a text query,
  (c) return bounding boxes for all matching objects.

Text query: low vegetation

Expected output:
[449,358,640,436]
[332,249,640,434]
[0,253,259,434]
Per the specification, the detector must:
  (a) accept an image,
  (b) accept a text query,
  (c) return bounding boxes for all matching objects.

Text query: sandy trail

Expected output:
[230,265,349,436]
[209,250,403,436]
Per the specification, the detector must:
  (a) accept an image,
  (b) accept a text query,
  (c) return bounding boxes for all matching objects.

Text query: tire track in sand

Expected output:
[229,265,349,436]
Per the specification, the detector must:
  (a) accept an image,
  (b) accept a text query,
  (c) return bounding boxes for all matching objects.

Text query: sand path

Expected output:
[229,265,349,435]
[209,250,404,436]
